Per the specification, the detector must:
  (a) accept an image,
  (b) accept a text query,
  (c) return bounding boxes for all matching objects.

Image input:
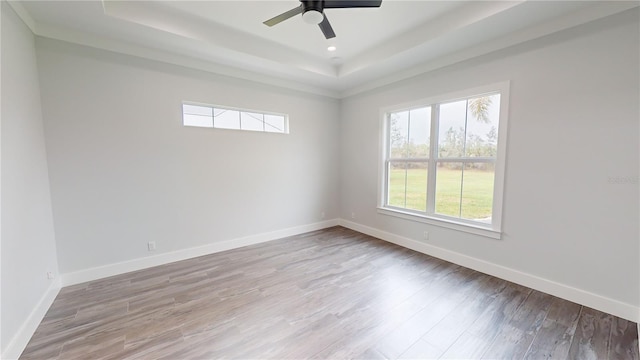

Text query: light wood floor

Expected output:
[21,227,638,359]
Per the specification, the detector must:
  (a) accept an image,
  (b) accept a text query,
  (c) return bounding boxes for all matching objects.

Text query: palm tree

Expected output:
[468,96,492,123]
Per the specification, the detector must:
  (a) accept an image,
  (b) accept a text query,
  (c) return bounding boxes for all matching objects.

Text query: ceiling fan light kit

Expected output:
[302,10,324,25]
[264,0,383,39]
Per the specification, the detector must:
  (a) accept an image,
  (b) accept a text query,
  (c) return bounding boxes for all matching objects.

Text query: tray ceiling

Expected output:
[12,0,638,97]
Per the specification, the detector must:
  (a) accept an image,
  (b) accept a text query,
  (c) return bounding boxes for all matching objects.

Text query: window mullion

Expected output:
[426,105,439,215]
[403,163,408,208]
[384,160,390,206]
[405,110,411,208]
[458,100,469,218]
[384,113,391,207]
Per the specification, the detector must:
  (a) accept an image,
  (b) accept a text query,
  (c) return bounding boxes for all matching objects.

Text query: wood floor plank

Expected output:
[439,281,532,359]
[416,276,508,356]
[522,297,581,359]
[398,338,443,360]
[373,270,488,359]
[312,262,471,359]
[310,293,427,359]
[19,341,63,360]
[354,347,388,360]
[481,290,555,359]
[609,316,640,360]
[568,306,613,360]
[57,332,125,359]
[18,227,638,360]
[103,328,184,360]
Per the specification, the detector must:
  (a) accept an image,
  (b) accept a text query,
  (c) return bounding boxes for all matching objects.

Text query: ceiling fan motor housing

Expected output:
[302,1,324,14]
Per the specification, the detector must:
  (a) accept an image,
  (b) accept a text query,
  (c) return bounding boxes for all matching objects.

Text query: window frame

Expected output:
[377,82,510,239]
[182,101,289,134]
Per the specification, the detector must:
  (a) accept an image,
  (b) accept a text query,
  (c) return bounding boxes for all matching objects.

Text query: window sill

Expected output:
[377,207,502,240]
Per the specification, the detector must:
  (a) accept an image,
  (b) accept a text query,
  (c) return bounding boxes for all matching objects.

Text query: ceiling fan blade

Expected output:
[318,15,336,39]
[323,0,382,9]
[263,5,304,27]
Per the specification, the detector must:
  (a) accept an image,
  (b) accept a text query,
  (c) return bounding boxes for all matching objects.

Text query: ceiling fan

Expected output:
[263,0,383,39]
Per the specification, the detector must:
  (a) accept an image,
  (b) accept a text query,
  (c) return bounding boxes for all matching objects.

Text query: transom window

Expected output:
[380,83,509,237]
[182,102,288,134]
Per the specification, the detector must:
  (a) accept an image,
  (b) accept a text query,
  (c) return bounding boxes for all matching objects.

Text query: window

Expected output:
[379,83,509,238]
[182,102,288,134]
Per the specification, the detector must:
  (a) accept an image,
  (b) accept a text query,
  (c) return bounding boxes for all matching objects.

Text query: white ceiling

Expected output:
[11,0,639,98]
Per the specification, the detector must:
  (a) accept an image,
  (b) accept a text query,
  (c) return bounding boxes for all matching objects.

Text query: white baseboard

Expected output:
[339,219,640,323]
[61,219,340,286]
[2,279,61,360]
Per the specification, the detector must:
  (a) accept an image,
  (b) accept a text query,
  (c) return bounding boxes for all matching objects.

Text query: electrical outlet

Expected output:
[147,241,156,251]
[351,212,356,219]
[46,271,55,280]
[423,231,429,240]
[321,211,326,219]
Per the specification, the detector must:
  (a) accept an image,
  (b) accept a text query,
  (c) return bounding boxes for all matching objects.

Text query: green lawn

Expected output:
[388,167,494,220]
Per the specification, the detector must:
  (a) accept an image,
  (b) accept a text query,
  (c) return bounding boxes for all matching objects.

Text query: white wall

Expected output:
[340,9,639,315]
[1,2,60,357]
[36,38,340,275]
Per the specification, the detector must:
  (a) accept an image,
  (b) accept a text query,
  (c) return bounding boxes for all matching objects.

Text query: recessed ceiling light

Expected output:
[327,46,337,52]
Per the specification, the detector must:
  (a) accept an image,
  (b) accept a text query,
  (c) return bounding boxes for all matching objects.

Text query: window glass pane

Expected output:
[183,104,212,117]
[461,162,495,223]
[465,94,501,158]
[241,112,265,131]
[183,104,213,127]
[435,162,462,217]
[405,162,428,211]
[265,115,285,133]
[214,108,240,130]
[408,107,430,158]
[388,162,407,208]
[183,114,213,128]
[438,100,466,158]
[389,111,409,158]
